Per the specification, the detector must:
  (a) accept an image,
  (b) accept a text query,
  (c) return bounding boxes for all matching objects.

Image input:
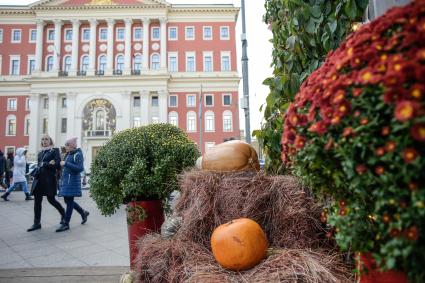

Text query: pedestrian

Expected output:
[1,148,33,201]
[0,150,7,190]
[56,137,89,232]
[5,152,14,187]
[27,135,66,232]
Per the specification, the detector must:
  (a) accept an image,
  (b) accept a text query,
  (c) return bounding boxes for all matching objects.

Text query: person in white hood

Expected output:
[1,148,33,201]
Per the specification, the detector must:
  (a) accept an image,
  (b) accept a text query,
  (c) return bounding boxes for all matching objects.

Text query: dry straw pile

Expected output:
[135,170,353,282]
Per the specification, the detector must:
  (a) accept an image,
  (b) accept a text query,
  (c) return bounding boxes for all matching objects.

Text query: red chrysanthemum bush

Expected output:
[281,1,425,281]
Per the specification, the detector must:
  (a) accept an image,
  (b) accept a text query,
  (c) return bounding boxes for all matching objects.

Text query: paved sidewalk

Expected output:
[0,192,130,271]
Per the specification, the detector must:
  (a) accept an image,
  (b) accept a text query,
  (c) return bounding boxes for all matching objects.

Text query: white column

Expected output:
[53,20,62,73]
[28,93,41,161]
[124,19,132,75]
[70,19,80,76]
[140,90,149,125]
[88,19,97,76]
[66,92,77,137]
[47,92,58,142]
[121,91,132,129]
[35,20,45,73]
[142,18,150,71]
[160,17,167,70]
[106,19,115,75]
[158,89,168,123]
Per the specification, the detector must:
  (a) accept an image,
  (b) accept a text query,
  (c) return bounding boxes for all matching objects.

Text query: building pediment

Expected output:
[30,0,169,8]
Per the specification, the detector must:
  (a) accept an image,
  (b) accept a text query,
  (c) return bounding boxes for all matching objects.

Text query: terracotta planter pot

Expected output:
[127,200,164,268]
[358,253,408,283]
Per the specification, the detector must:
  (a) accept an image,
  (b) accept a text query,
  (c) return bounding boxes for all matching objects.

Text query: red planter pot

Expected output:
[358,253,408,283]
[127,200,165,269]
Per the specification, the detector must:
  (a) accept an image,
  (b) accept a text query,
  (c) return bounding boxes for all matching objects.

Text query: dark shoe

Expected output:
[1,192,10,201]
[27,223,41,232]
[56,224,69,232]
[81,211,90,224]
[25,193,33,201]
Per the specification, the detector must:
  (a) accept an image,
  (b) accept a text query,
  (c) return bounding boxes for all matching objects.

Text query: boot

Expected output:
[25,193,33,201]
[27,223,41,232]
[81,211,90,224]
[1,192,10,201]
[56,223,69,232]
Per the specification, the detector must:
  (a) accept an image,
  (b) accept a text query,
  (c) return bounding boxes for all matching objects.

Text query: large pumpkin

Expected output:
[211,218,268,271]
[196,140,260,171]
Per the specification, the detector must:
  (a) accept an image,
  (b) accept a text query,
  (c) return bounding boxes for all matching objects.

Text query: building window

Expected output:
[133,96,140,107]
[43,97,49,109]
[205,111,215,132]
[24,115,30,136]
[6,115,17,136]
[151,53,160,70]
[220,26,230,40]
[116,28,125,41]
[187,111,196,132]
[81,55,89,71]
[46,56,54,71]
[63,56,71,72]
[205,94,214,106]
[62,97,67,108]
[151,96,159,107]
[47,29,55,41]
[205,142,215,152]
[116,54,124,71]
[168,111,178,127]
[10,57,20,75]
[203,26,212,40]
[11,29,21,43]
[61,118,67,133]
[64,29,72,41]
[186,53,195,72]
[185,26,194,40]
[29,29,37,42]
[98,55,106,71]
[223,111,233,132]
[133,117,141,127]
[221,53,230,71]
[99,28,107,41]
[223,94,231,106]
[203,53,213,72]
[133,54,142,71]
[82,28,90,42]
[25,98,30,110]
[0,29,3,43]
[42,118,48,134]
[7,98,17,111]
[168,27,177,40]
[28,58,36,75]
[152,116,159,124]
[151,27,160,40]
[169,95,177,107]
[168,53,177,72]
[133,27,142,41]
[187,94,196,107]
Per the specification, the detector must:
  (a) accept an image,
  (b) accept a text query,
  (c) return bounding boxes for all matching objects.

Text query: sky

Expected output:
[0,0,273,135]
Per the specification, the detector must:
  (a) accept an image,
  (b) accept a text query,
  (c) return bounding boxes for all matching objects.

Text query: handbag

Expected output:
[29,167,40,195]
[30,177,39,195]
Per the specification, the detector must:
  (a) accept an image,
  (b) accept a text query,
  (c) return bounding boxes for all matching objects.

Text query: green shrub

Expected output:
[89,123,200,216]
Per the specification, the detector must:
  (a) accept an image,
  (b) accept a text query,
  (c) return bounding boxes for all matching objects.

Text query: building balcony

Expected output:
[58,70,68,77]
[85,130,111,137]
[77,70,87,76]
[131,69,141,75]
[95,70,104,76]
[113,69,123,75]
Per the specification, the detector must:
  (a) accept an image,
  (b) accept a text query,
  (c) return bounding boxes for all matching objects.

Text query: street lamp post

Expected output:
[240,0,251,143]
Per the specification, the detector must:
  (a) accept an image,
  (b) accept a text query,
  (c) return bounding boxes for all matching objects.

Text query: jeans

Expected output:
[34,194,65,225]
[64,196,84,225]
[7,181,29,194]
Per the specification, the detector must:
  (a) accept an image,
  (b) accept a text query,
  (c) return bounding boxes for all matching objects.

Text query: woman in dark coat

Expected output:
[27,135,66,232]
[56,137,89,232]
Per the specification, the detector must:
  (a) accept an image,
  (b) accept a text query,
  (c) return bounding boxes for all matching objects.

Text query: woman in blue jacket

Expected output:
[56,137,89,232]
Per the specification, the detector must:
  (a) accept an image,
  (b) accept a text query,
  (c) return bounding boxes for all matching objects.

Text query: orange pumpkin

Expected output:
[211,218,268,271]
[196,140,260,172]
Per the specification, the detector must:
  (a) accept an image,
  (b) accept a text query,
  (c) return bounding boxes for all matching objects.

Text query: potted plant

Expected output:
[281,1,424,282]
[89,123,200,267]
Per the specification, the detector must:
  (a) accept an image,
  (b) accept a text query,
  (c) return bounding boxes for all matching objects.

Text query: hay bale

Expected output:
[135,234,352,283]
[175,170,326,249]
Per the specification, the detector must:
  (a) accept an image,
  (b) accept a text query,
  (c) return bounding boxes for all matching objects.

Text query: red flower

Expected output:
[288,113,300,127]
[294,135,306,149]
[356,164,367,175]
[342,127,355,137]
[409,84,424,100]
[308,121,327,135]
[408,182,418,191]
[406,226,419,241]
[336,101,351,116]
[360,118,369,125]
[352,88,363,97]
[331,115,341,125]
[332,90,345,104]
[403,148,419,163]
[375,147,385,157]
[385,141,397,152]
[381,126,390,136]
[324,138,334,150]
[394,101,417,121]
[382,214,391,224]
[357,69,378,84]
[375,166,385,175]
[390,228,401,238]
[416,48,425,61]
[411,123,425,142]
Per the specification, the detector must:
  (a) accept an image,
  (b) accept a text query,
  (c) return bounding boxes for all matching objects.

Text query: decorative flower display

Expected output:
[281,1,425,280]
